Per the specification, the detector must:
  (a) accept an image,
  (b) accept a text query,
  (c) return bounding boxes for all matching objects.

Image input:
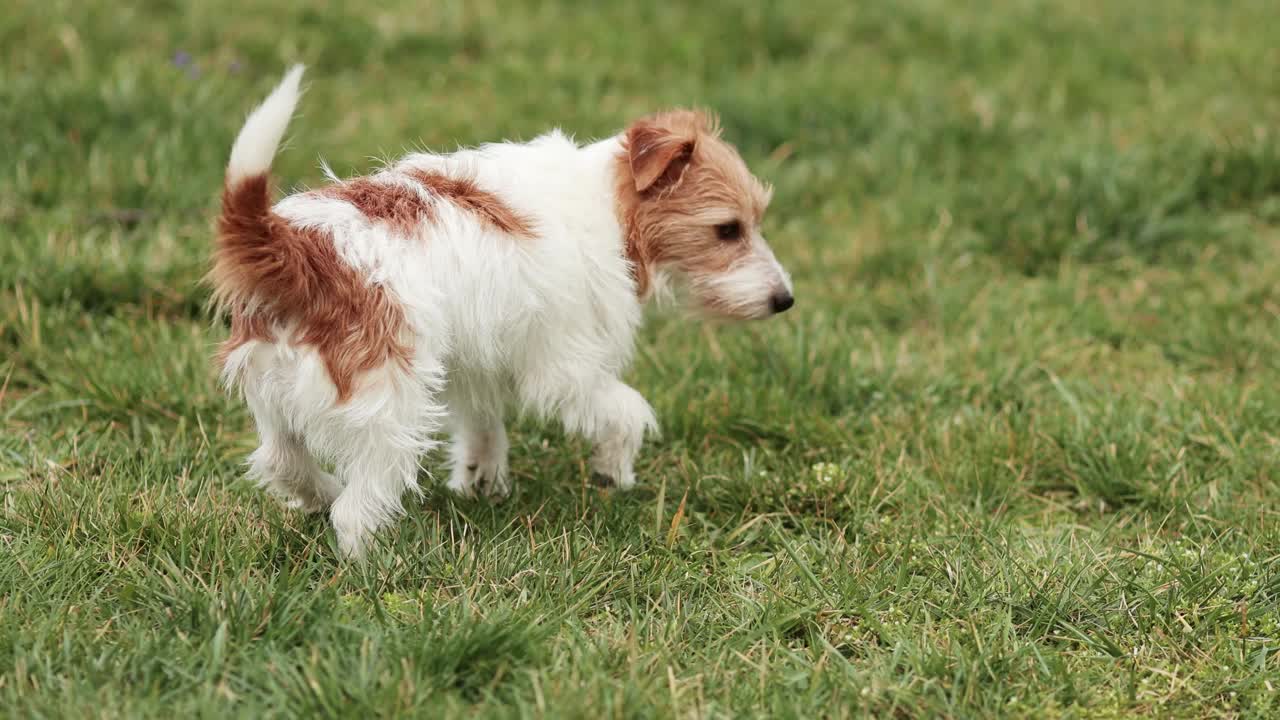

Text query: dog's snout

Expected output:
[770,292,795,314]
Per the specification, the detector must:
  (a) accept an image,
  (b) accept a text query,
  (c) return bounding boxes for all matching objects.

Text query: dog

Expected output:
[210,66,794,556]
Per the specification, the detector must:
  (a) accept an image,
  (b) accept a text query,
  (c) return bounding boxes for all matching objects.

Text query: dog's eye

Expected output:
[715,221,742,241]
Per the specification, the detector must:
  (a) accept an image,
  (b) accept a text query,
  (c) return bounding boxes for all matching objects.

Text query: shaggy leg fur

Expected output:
[565,380,657,490]
[447,414,510,499]
[329,433,421,557]
[325,363,444,558]
[444,378,511,499]
[245,401,341,513]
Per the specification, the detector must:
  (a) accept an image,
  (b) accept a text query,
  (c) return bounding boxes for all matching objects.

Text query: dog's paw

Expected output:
[448,459,510,500]
[589,469,635,490]
[285,496,330,514]
[330,498,375,560]
[283,470,341,514]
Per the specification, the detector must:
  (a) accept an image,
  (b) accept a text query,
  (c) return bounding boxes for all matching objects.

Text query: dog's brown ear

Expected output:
[627,119,695,193]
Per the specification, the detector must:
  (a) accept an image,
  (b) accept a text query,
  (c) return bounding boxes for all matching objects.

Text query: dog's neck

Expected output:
[580,136,654,302]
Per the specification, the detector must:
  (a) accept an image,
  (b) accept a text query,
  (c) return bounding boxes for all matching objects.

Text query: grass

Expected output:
[3,0,1280,716]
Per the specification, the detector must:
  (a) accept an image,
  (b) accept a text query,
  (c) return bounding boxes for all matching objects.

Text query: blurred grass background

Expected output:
[3,0,1280,716]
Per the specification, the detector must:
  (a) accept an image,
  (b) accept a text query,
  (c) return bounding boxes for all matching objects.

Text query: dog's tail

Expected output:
[210,65,306,313]
[227,65,304,186]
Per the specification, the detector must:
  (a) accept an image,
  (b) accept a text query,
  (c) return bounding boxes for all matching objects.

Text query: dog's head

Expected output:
[616,110,793,320]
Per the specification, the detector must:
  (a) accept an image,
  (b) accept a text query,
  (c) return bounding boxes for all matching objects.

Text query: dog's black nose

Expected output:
[770,292,795,314]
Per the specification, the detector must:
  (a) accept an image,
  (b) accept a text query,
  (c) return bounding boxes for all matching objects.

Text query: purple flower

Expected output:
[172,50,192,67]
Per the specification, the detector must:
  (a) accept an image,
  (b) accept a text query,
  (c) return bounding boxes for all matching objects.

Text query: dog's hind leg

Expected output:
[245,401,342,513]
[326,363,445,558]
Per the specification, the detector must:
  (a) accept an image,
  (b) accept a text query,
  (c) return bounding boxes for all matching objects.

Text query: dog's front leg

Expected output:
[561,379,658,490]
[443,379,511,500]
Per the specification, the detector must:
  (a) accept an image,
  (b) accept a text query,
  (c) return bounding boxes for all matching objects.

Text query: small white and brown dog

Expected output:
[210,66,793,557]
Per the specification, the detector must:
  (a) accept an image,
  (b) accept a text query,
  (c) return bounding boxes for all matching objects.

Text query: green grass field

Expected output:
[4,0,1280,716]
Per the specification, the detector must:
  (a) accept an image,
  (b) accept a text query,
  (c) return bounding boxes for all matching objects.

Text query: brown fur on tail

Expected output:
[211,174,411,402]
[211,174,323,314]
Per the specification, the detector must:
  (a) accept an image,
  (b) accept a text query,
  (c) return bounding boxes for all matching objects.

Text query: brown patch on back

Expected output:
[403,168,536,238]
[319,176,432,235]
[312,169,535,239]
[613,110,771,298]
[212,174,412,402]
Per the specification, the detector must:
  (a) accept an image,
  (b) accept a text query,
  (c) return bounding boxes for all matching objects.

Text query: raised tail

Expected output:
[227,65,305,185]
[210,65,306,314]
